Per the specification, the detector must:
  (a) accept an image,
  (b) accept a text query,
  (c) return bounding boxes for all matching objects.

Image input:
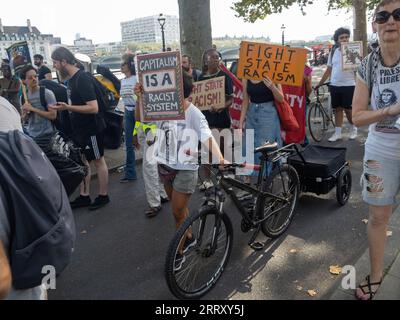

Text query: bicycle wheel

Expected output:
[308,102,327,142]
[336,167,352,206]
[165,206,233,300]
[257,164,300,239]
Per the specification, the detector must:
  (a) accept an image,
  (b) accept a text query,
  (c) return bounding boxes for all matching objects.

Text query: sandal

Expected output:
[355,275,382,300]
[145,206,161,218]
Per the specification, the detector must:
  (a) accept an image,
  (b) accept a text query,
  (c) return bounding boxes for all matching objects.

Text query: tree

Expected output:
[178,0,212,69]
[232,0,380,56]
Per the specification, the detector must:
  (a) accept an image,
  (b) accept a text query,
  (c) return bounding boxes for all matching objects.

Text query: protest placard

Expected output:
[188,76,225,111]
[237,41,308,87]
[6,41,32,76]
[341,41,363,71]
[137,51,185,122]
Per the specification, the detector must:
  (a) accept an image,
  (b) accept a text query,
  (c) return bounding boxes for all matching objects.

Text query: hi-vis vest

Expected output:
[133,121,157,137]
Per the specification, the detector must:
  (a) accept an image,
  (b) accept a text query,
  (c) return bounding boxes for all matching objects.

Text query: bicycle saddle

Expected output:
[255,141,279,154]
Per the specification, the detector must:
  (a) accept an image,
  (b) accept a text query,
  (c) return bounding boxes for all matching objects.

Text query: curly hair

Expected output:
[333,28,351,43]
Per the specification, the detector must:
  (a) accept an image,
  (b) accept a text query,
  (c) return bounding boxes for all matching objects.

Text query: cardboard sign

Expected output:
[137,51,185,122]
[6,41,32,76]
[237,41,308,87]
[341,41,363,71]
[188,76,225,111]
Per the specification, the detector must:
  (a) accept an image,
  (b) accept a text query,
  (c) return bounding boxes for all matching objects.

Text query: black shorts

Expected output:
[77,133,105,162]
[330,85,355,109]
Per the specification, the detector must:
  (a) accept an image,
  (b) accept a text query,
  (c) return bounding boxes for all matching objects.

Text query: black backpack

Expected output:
[0,130,76,290]
[73,70,115,114]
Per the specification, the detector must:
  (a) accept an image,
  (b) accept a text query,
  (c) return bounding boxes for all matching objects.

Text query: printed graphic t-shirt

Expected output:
[358,57,400,160]
[154,104,213,171]
[328,48,356,87]
[120,75,137,111]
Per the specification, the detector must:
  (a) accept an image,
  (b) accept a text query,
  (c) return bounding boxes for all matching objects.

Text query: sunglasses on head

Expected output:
[375,8,400,24]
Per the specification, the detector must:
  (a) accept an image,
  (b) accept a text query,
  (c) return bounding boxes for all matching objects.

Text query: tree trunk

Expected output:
[178,0,212,69]
[353,0,368,57]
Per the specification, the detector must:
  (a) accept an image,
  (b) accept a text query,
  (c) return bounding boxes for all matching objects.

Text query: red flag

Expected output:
[219,63,243,129]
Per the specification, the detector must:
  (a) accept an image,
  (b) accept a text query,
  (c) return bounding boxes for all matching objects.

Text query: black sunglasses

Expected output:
[375,8,400,24]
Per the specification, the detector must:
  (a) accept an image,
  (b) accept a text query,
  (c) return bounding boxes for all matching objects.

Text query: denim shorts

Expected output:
[361,149,400,206]
[158,165,198,194]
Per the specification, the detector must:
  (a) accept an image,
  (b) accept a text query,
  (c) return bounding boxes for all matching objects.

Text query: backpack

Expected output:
[0,130,75,290]
[328,44,339,65]
[73,70,115,114]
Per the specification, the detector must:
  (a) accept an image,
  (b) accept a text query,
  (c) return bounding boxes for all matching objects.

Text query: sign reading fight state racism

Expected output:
[188,76,225,111]
[237,41,308,87]
[137,51,185,122]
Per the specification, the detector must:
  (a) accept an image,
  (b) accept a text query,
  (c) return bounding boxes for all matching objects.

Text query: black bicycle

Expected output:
[165,142,301,300]
[308,83,335,142]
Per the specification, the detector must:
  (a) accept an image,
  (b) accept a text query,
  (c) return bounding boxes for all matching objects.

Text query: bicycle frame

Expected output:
[207,144,299,228]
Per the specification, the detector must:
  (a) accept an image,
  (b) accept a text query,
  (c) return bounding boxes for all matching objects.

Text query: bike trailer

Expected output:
[288,145,347,195]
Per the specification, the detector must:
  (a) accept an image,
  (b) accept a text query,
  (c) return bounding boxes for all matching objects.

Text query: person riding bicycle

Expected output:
[135,70,226,270]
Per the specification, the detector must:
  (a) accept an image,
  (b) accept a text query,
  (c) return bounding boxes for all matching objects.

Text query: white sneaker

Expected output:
[199,180,214,191]
[328,133,342,142]
[349,128,358,140]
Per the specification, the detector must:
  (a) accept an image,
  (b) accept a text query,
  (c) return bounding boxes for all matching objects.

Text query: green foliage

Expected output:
[232,0,381,22]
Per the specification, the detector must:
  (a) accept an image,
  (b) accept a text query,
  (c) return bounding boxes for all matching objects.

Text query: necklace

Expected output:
[378,49,400,68]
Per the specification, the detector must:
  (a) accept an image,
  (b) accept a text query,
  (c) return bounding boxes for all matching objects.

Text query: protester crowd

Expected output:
[1,0,400,300]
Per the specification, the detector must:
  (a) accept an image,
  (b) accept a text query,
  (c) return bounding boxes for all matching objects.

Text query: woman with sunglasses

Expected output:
[120,53,138,183]
[353,0,400,300]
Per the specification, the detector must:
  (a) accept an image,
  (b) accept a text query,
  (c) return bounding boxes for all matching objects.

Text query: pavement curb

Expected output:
[329,205,400,300]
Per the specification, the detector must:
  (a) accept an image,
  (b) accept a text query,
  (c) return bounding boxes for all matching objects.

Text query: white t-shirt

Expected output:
[120,76,137,111]
[328,48,356,87]
[357,58,400,160]
[154,104,213,171]
[0,96,22,132]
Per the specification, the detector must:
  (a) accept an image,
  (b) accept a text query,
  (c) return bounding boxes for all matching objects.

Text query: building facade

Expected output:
[74,37,96,56]
[95,42,125,56]
[0,19,60,66]
[121,15,180,45]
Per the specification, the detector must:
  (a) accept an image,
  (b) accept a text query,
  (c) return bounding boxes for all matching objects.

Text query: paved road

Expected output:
[50,121,370,300]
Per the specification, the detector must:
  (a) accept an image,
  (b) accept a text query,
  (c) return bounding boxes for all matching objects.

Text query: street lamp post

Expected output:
[281,24,286,46]
[158,13,166,52]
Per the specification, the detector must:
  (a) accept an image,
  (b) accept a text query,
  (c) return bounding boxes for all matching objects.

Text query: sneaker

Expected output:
[161,197,170,204]
[199,180,214,191]
[70,195,91,209]
[183,237,197,254]
[174,253,186,272]
[328,133,342,142]
[89,195,110,211]
[120,177,137,183]
[349,128,358,140]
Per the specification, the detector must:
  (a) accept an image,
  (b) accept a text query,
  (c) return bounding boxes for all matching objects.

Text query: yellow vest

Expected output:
[133,121,157,137]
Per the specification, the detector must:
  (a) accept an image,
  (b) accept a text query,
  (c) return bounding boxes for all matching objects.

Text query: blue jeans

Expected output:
[244,101,282,175]
[124,110,137,180]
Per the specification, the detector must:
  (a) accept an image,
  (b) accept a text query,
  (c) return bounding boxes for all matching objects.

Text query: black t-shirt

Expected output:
[68,70,105,143]
[247,80,274,104]
[38,65,52,80]
[199,70,233,129]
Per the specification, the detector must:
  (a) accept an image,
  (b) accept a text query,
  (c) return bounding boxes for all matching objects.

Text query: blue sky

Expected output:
[0,0,372,44]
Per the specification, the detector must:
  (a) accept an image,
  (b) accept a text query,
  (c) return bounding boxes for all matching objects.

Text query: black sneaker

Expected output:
[89,195,110,211]
[70,195,91,209]
[174,253,186,272]
[183,237,197,254]
[161,197,170,204]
